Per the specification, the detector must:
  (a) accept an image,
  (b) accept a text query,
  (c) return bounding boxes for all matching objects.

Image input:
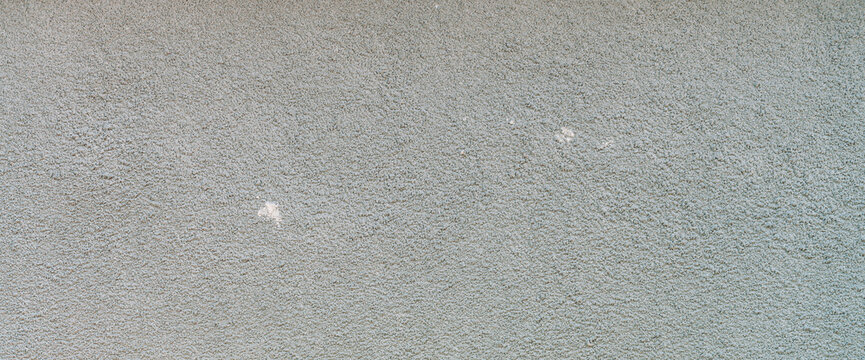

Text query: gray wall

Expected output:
[1,0,863,358]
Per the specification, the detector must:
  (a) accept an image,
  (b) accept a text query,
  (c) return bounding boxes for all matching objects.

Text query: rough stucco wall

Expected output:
[1,0,863,358]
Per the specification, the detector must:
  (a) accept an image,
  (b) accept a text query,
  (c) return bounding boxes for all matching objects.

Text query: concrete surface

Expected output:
[1,0,864,358]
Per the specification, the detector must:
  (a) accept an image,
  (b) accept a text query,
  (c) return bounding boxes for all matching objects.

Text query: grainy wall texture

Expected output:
[1,0,863,358]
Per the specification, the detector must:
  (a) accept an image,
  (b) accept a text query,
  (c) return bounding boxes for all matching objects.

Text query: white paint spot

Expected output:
[258,201,282,226]
[555,127,575,143]
[597,140,614,150]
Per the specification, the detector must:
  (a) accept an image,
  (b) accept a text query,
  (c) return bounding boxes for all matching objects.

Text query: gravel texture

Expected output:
[1,0,864,358]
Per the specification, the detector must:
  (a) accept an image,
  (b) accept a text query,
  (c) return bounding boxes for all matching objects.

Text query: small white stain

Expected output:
[555,127,575,143]
[597,140,614,150]
[258,201,282,226]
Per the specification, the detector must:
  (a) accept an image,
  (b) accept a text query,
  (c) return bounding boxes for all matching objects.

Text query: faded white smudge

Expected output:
[258,201,282,226]
[556,127,575,143]
[597,139,614,150]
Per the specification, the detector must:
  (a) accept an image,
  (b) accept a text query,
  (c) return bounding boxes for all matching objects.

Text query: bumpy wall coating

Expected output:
[1,1,863,358]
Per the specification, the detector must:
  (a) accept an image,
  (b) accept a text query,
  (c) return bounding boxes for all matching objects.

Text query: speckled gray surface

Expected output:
[1,1,864,358]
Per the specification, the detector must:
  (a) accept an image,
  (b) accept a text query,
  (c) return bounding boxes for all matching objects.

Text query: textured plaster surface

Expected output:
[1,0,864,358]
